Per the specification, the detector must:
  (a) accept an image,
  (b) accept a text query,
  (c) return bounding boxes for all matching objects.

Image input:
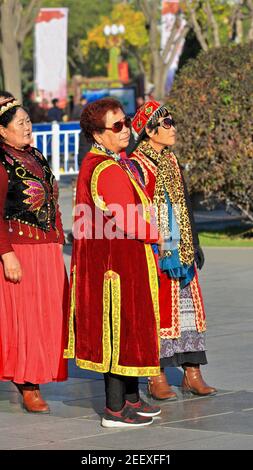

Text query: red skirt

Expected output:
[0,243,68,384]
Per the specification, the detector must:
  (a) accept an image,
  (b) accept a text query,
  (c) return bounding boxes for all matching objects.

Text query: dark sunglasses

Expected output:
[102,116,132,133]
[156,117,175,129]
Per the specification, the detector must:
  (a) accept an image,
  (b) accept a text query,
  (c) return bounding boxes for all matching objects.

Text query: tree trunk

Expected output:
[1,43,22,102]
[153,64,163,101]
[0,2,22,101]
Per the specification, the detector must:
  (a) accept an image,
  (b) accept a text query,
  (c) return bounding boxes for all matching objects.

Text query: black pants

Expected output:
[104,372,139,412]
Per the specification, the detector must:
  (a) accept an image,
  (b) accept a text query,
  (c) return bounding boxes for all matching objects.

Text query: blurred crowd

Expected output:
[25,93,146,124]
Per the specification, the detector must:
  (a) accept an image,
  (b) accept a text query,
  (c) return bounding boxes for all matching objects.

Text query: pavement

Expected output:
[0,184,253,451]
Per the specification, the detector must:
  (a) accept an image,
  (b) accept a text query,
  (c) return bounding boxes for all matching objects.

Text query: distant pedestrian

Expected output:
[72,96,88,121]
[47,98,64,122]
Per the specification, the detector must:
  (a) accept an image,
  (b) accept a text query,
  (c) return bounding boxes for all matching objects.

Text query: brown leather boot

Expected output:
[182,366,217,396]
[23,385,50,413]
[148,370,177,401]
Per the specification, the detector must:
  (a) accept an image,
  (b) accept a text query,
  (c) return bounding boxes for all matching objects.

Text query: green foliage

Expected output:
[80,3,148,77]
[168,42,253,216]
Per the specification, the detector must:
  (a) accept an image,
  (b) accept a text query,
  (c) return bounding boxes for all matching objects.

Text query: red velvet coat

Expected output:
[130,149,206,339]
[64,149,161,376]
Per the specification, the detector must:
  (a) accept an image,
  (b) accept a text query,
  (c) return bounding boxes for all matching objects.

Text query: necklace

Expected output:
[93,142,121,161]
[92,142,145,188]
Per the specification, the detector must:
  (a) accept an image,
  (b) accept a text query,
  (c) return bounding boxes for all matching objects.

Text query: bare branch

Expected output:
[246,0,253,41]
[139,0,151,20]
[204,0,220,47]
[227,200,253,222]
[185,0,209,51]
[17,0,42,44]
[161,14,188,62]
[164,23,190,71]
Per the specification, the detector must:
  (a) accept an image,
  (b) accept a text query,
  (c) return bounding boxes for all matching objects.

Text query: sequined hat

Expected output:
[132,100,170,139]
[0,97,20,117]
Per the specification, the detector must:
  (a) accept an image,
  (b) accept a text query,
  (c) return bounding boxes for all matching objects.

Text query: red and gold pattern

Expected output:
[64,150,160,376]
[132,141,195,266]
[23,180,46,212]
[132,100,162,136]
[130,146,206,339]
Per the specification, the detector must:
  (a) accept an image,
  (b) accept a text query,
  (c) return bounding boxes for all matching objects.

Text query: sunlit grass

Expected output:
[199,230,253,247]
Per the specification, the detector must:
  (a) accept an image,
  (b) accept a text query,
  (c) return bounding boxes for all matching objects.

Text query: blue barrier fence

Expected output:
[32,121,80,156]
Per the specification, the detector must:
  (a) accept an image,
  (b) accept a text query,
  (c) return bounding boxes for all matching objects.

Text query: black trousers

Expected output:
[104,372,139,412]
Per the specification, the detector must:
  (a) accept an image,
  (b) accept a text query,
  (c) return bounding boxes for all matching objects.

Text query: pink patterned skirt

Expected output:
[0,243,68,384]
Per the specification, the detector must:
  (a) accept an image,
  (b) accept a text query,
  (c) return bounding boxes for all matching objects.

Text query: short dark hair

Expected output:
[52,98,59,106]
[80,97,124,142]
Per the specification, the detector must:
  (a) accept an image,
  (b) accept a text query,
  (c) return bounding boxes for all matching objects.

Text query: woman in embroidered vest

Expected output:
[0,97,68,413]
[130,100,217,400]
[64,98,162,427]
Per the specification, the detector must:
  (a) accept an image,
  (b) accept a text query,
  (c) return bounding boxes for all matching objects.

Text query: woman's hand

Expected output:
[1,251,22,283]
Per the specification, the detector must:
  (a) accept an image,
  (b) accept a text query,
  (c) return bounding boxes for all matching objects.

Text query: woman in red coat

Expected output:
[64,98,162,427]
[130,100,216,400]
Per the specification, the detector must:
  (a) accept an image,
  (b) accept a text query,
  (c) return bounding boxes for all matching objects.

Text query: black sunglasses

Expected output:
[102,116,132,133]
[156,117,175,129]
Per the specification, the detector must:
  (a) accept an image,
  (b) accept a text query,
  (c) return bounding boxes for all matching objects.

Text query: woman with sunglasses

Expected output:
[130,100,216,400]
[64,97,163,428]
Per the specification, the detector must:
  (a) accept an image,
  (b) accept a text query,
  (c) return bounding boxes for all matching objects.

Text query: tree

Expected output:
[184,0,253,50]
[138,0,189,100]
[137,1,253,99]
[168,42,253,220]
[80,3,149,78]
[0,0,41,101]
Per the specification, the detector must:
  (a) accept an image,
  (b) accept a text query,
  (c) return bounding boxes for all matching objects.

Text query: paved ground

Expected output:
[0,185,252,450]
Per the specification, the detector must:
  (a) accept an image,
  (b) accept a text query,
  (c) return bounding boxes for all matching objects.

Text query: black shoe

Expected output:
[125,398,161,417]
[101,403,153,428]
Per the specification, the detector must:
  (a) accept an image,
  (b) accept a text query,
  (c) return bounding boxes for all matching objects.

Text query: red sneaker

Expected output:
[125,399,161,417]
[102,403,153,428]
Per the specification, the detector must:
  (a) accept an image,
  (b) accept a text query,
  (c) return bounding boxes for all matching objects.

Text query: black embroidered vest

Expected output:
[0,144,57,232]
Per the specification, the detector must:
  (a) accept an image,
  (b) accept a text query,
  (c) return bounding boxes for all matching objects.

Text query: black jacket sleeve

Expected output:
[179,165,199,247]
[78,131,92,168]
[179,166,205,269]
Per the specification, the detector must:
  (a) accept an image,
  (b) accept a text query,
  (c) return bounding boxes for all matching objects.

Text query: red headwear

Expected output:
[132,100,170,140]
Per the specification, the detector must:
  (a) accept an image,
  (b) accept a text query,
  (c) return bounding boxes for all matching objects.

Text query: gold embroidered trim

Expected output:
[108,270,121,373]
[90,160,118,211]
[111,365,160,377]
[111,245,160,376]
[63,265,76,358]
[190,276,207,333]
[75,267,160,376]
[144,243,160,349]
[75,270,113,372]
